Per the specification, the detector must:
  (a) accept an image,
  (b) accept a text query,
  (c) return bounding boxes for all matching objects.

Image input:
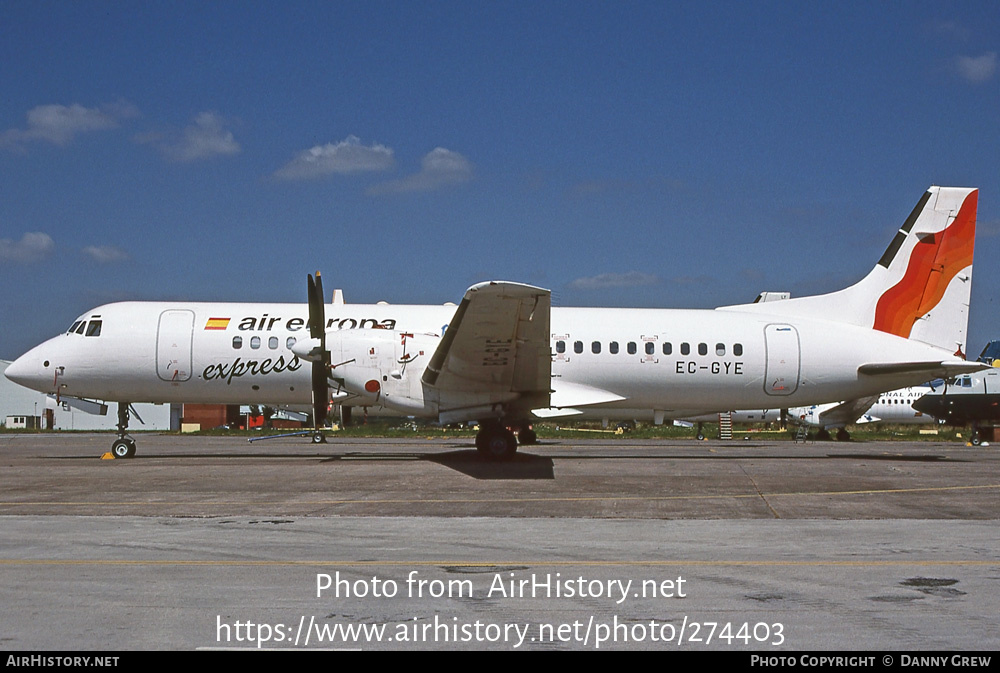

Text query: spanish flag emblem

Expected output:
[204,317,231,330]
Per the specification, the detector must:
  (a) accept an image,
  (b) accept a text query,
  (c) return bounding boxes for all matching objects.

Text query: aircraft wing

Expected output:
[423,281,551,419]
[530,379,628,418]
[812,395,880,429]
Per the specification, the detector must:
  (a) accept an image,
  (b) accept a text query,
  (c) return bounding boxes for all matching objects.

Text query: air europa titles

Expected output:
[203,314,398,332]
[200,314,398,385]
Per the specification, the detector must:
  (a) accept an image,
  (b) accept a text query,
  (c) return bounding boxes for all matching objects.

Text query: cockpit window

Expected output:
[75,322,86,335]
[68,321,82,334]
[85,320,103,337]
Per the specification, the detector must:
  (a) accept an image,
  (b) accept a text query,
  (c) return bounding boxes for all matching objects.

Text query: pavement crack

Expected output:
[738,462,781,518]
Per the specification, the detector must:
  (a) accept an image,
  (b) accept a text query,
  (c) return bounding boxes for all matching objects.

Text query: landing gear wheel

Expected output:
[816,428,832,441]
[476,428,518,460]
[518,428,537,445]
[971,432,982,446]
[111,438,136,459]
[836,428,851,442]
[312,432,327,444]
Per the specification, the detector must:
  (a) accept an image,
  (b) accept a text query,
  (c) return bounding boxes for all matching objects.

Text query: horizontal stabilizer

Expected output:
[858,361,987,377]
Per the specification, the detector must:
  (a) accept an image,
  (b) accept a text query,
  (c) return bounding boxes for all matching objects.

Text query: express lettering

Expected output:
[203,355,302,385]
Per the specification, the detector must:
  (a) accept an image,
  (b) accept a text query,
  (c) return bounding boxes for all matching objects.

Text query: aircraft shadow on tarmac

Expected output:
[48,443,964,480]
[50,444,557,479]
[423,449,555,479]
[314,447,556,479]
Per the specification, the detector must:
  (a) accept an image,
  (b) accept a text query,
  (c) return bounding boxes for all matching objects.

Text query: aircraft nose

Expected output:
[4,345,55,393]
[4,354,35,387]
[911,395,940,416]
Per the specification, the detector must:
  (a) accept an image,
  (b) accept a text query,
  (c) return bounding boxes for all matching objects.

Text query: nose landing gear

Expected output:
[109,403,137,458]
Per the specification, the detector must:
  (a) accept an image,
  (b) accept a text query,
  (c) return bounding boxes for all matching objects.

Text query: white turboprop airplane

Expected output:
[4,186,985,459]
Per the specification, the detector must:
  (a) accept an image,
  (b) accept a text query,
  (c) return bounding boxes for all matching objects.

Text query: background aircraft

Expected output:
[687,384,938,440]
[911,341,1000,445]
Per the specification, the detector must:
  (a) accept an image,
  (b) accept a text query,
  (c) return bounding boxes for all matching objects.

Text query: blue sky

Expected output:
[2,1,998,359]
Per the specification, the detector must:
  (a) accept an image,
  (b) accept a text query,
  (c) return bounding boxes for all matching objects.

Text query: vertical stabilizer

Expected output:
[720,186,978,356]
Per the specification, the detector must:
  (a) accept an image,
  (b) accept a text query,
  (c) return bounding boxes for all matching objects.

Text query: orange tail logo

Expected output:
[873,190,977,338]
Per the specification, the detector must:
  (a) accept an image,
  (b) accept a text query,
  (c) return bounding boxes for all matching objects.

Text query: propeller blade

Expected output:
[307,272,330,428]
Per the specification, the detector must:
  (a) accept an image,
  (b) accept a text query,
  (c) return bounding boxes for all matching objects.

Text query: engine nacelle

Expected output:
[326,329,441,416]
[289,337,324,362]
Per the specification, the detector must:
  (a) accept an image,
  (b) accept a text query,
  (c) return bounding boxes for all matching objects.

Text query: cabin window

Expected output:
[698,343,707,356]
[574,341,583,354]
[269,336,279,350]
[250,336,261,349]
[733,343,743,356]
[644,342,654,355]
[681,342,690,355]
[627,342,637,355]
[716,343,726,356]
[556,340,566,354]
[286,337,297,350]
[591,341,601,354]
[610,341,619,354]
[232,336,242,349]
[85,320,102,337]
[663,342,672,355]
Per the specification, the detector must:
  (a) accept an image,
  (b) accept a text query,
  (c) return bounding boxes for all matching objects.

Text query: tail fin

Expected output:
[721,186,978,355]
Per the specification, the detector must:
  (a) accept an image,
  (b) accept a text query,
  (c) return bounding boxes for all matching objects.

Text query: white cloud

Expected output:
[158,112,241,162]
[368,147,473,194]
[568,272,660,290]
[955,52,997,83]
[82,245,129,263]
[0,232,54,262]
[274,136,395,180]
[0,101,138,150]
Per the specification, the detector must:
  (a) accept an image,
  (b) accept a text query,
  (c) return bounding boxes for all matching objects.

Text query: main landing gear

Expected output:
[111,403,136,458]
[475,421,536,460]
[814,427,851,441]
